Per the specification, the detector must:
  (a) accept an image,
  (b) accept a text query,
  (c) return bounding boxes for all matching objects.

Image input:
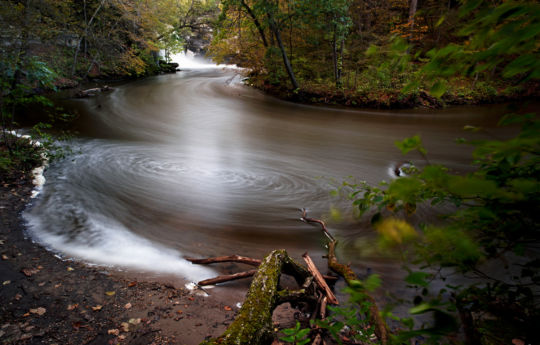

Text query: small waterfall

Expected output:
[171,50,235,69]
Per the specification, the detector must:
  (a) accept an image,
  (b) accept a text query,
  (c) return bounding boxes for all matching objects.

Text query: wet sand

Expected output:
[0,169,259,345]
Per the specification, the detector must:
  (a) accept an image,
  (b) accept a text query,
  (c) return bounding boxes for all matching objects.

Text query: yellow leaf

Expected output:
[105,291,116,296]
[375,218,417,246]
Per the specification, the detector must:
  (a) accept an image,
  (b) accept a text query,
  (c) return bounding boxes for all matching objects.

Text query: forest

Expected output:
[0,1,539,345]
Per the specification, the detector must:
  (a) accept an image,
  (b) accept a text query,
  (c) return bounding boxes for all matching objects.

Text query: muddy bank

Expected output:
[0,168,265,345]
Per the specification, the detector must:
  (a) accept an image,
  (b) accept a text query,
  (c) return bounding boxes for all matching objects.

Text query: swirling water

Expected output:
[23,64,512,284]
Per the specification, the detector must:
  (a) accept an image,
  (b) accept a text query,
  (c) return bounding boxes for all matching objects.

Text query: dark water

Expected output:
[24,66,513,284]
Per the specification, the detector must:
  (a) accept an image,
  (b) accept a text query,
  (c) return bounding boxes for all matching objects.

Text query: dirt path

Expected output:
[0,169,251,345]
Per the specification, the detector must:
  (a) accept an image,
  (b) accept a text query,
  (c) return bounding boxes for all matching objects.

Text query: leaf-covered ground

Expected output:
[0,168,254,345]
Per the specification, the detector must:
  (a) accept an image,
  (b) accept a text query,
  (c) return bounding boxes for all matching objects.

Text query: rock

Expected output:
[75,85,114,98]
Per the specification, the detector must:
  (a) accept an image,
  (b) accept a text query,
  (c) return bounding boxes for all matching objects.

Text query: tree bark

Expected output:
[71,0,106,76]
[240,0,268,47]
[409,0,418,41]
[302,253,339,305]
[201,249,310,345]
[268,14,299,90]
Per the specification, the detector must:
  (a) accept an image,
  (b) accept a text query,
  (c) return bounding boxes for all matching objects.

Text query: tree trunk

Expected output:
[71,0,106,76]
[240,0,268,47]
[201,250,310,345]
[268,15,299,90]
[409,0,418,41]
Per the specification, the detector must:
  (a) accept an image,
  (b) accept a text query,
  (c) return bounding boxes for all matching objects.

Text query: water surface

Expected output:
[24,65,513,284]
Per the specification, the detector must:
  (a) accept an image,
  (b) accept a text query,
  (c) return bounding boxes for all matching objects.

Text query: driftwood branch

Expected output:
[188,254,337,286]
[186,255,262,267]
[301,208,334,242]
[198,270,258,286]
[301,210,389,345]
[302,253,339,305]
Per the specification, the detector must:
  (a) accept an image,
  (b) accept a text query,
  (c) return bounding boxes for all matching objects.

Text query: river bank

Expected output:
[0,163,261,345]
[247,75,540,109]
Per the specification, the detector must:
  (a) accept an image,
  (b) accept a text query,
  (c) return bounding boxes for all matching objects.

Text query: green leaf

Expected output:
[395,135,426,155]
[364,274,382,292]
[430,81,446,98]
[405,271,431,287]
[297,328,310,339]
[279,335,295,342]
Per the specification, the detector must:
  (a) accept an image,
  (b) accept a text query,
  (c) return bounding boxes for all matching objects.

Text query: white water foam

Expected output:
[171,50,238,70]
[9,130,48,198]
[25,212,216,283]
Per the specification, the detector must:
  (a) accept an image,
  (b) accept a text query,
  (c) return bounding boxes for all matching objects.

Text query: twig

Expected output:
[301,208,335,242]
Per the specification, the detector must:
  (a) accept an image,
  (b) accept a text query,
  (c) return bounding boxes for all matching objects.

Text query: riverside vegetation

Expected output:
[1,1,539,345]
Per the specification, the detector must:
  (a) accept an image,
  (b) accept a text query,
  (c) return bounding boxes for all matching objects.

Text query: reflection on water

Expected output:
[24,65,513,284]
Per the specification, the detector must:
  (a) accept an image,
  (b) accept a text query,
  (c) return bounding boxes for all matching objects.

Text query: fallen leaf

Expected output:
[105,291,115,296]
[0,240,5,245]
[1,255,8,260]
[124,303,132,309]
[22,268,40,277]
[128,318,141,325]
[54,283,62,288]
[224,306,232,311]
[176,310,183,314]
[121,322,129,332]
[67,267,74,271]
[107,329,120,336]
[512,340,525,345]
[72,321,82,330]
[92,305,103,311]
[20,334,32,341]
[37,265,43,269]
[128,281,137,287]
[38,282,46,287]
[25,325,35,332]
[22,313,30,317]
[14,294,22,301]
[118,335,126,340]
[67,304,78,311]
[3,281,11,285]
[29,307,46,316]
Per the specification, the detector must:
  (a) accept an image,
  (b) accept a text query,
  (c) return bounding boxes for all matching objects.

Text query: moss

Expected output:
[202,249,291,345]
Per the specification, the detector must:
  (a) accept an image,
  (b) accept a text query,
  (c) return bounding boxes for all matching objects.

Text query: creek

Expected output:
[23,57,513,288]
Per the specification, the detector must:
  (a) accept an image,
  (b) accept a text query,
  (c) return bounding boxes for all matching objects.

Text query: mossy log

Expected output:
[200,249,310,345]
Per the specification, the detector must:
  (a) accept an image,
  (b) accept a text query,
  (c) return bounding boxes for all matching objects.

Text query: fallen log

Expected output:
[201,249,312,345]
[75,85,113,98]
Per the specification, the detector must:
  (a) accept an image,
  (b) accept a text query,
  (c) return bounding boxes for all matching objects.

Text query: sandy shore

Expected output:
[0,168,274,345]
